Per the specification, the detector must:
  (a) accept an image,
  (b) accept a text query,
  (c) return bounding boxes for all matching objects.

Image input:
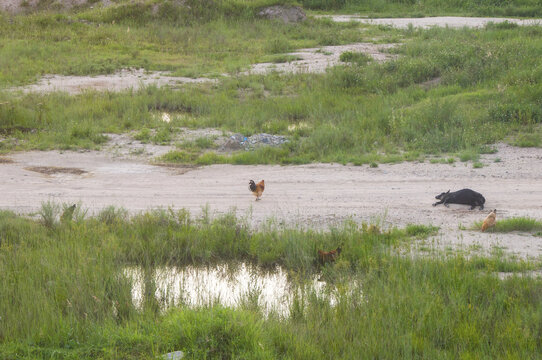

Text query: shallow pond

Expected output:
[125,263,360,317]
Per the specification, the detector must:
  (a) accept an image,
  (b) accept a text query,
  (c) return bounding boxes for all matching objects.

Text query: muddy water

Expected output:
[124,263,358,316]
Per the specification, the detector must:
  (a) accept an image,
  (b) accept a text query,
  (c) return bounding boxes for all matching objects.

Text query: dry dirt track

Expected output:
[1,143,542,258]
[317,15,542,28]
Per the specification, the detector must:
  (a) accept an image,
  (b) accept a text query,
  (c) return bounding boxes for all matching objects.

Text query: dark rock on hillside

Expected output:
[221,133,289,151]
[257,5,306,24]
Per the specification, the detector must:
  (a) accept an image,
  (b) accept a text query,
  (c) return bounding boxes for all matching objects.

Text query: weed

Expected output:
[513,133,541,147]
[339,51,372,65]
[471,217,542,233]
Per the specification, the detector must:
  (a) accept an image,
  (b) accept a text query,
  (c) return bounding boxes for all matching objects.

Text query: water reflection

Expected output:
[124,263,356,317]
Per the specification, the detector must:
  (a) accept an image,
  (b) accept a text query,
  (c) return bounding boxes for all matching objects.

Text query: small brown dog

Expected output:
[481,209,497,232]
[318,246,342,264]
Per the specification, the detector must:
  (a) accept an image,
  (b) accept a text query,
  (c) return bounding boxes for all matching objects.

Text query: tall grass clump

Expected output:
[472,217,542,233]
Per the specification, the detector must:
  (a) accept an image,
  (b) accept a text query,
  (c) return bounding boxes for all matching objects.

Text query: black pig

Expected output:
[433,189,485,210]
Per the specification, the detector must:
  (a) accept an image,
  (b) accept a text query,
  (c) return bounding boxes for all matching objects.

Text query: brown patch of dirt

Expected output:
[25,166,87,175]
[0,157,14,164]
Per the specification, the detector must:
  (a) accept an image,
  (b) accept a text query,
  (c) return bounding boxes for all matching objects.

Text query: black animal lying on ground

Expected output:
[432,189,485,210]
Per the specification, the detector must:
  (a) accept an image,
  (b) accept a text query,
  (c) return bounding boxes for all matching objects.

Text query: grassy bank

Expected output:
[0,207,541,359]
[0,8,372,87]
[2,21,542,163]
[472,216,542,234]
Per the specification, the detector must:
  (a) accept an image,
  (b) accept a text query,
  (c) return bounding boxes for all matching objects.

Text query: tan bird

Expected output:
[481,209,497,232]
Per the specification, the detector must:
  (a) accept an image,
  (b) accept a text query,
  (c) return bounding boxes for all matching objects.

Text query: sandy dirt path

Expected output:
[318,15,542,29]
[1,143,542,258]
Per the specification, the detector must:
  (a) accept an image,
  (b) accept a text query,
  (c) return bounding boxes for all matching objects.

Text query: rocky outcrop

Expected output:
[257,5,306,24]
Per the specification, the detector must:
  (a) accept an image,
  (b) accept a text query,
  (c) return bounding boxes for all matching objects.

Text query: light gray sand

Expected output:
[1,143,541,258]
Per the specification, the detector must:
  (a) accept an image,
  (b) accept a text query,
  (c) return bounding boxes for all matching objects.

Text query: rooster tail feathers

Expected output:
[249,180,256,192]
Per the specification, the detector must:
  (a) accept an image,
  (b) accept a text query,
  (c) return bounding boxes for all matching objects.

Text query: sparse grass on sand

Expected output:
[1,10,542,163]
[472,216,542,233]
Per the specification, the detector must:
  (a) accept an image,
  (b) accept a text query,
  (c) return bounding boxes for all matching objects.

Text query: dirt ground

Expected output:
[10,69,216,95]
[1,143,542,259]
[245,43,397,75]
[317,15,542,29]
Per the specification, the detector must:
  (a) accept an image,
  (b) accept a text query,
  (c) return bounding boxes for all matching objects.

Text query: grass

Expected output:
[0,7,375,87]
[472,216,542,233]
[1,206,541,359]
[1,18,542,163]
[305,0,542,17]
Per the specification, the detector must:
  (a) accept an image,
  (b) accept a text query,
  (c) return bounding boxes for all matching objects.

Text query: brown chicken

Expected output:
[481,209,497,232]
[318,247,342,264]
[249,180,265,201]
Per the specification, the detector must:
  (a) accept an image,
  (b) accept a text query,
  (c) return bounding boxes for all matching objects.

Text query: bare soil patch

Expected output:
[246,43,397,75]
[0,157,14,164]
[2,143,542,258]
[317,15,542,29]
[10,69,216,95]
[25,166,87,175]
[11,43,397,94]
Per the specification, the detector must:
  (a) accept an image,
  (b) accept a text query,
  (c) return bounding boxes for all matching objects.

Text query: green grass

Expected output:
[2,5,542,165]
[339,50,372,65]
[472,216,542,233]
[2,20,542,163]
[0,7,376,87]
[305,0,542,17]
[1,207,541,359]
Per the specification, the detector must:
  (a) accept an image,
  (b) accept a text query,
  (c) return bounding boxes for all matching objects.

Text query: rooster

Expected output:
[481,209,497,232]
[249,180,265,201]
[318,246,342,264]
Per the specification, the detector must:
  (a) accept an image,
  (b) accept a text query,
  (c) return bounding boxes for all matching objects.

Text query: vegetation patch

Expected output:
[471,217,542,233]
[0,207,540,359]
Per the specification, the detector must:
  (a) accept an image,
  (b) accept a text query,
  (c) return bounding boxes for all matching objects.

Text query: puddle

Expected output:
[124,263,358,317]
[25,166,87,175]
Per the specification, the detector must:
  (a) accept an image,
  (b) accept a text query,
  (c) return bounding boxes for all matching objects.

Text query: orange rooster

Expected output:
[318,247,342,264]
[481,209,497,232]
[249,180,265,201]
